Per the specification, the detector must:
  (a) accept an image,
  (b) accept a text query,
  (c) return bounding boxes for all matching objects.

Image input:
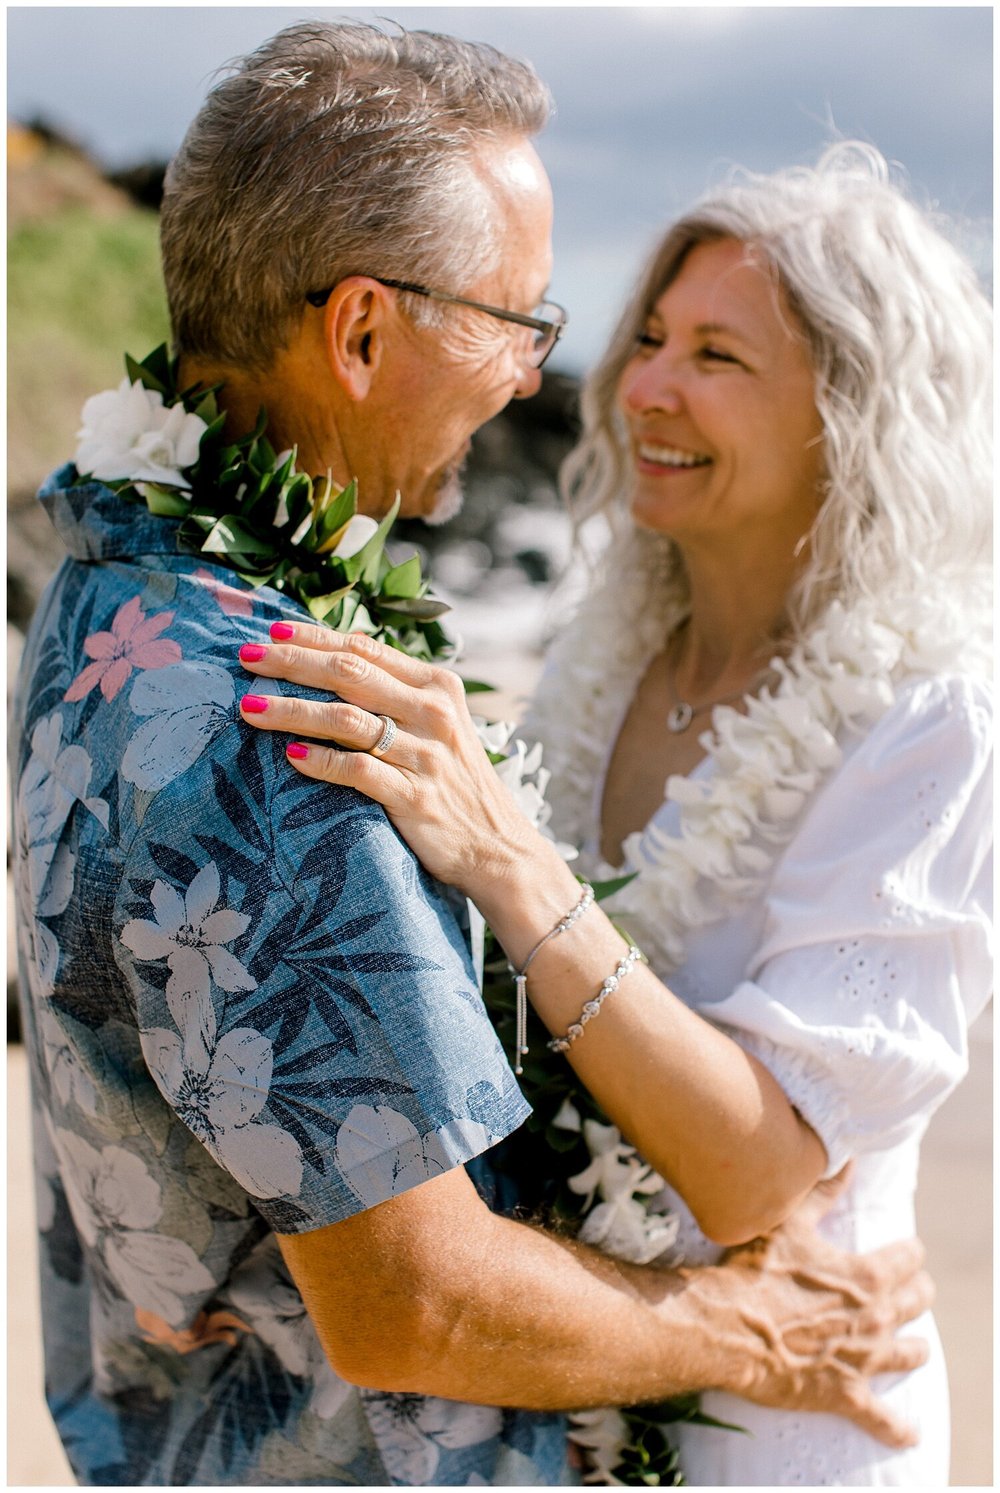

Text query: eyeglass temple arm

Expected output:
[380,279,561,334]
[307,278,565,337]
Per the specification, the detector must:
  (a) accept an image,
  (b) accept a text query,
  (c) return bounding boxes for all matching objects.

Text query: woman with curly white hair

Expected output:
[240,143,992,1485]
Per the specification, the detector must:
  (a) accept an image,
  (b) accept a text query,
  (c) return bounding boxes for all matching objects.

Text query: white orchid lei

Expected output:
[71,346,453,662]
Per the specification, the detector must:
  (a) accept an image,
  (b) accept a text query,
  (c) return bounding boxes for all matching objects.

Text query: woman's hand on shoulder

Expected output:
[237,623,538,898]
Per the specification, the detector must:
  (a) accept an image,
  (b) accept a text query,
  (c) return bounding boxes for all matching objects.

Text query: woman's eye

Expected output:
[699,346,739,364]
[635,332,663,351]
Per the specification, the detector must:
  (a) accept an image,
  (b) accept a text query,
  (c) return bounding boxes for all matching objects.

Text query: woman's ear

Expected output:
[321,277,389,401]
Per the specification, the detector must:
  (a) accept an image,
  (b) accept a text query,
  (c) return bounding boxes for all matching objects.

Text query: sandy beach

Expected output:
[6,1011,991,1487]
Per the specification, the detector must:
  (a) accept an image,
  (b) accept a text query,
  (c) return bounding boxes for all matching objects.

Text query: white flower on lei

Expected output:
[564,1114,679,1266]
[323,512,380,557]
[75,377,208,490]
[474,718,578,861]
[53,1128,215,1326]
[568,1408,632,1486]
[361,1390,502,1484]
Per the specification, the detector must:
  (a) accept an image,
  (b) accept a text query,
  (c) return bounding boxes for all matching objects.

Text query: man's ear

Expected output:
[321,277,390,401]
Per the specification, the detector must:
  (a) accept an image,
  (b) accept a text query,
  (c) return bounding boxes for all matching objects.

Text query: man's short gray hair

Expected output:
[160,21,552,370]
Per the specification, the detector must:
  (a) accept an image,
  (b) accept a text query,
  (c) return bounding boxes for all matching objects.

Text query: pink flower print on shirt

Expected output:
[135,1305,251,1355]
[64,596,183,703]
[192,568,255,619]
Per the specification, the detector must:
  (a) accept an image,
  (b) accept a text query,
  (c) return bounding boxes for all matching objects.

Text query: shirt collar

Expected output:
[39,464,186,562]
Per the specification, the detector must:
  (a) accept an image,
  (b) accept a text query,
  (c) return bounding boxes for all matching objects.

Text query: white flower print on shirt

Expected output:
[139,1007,304,1201]
[335,1105,495,1208]
[120,861,255,1009]
[361,1391,503,1485]
[121,661,235,792]
[53,1129,215,1326]
[15,841,76,1000]
[40,1006,98,1115]
[123,862,303,1200]
[18,711,110,845]
[226,1240,352,1421]
[14,712,107,1001]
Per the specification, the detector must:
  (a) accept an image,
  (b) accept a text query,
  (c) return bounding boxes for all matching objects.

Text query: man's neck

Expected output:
[178,352,350,486]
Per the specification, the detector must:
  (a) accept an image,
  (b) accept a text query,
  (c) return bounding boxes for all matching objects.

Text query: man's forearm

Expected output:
[280,1166,749,1410]
[280,1162,930,1447]
[385,1214,749,1409]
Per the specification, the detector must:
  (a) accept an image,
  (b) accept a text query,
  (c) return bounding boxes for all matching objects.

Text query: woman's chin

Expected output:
[629,493,691,541]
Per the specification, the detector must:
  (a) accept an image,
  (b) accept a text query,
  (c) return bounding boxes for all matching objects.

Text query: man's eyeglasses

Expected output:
[306,276,568,369]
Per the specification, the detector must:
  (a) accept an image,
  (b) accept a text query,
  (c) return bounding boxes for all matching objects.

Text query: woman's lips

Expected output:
[636,440,712,474]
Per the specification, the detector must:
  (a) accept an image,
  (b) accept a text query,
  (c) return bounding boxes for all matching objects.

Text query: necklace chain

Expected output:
[664,622,766,733]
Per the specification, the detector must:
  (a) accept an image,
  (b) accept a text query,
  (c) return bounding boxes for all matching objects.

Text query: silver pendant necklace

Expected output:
[664,626,761,733]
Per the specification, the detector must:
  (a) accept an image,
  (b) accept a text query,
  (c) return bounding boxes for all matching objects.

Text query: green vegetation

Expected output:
[8,203,169,494]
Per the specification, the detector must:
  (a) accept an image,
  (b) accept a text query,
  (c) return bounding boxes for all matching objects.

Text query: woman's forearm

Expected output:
[477,830,827,1245]
[234,631,827,1241]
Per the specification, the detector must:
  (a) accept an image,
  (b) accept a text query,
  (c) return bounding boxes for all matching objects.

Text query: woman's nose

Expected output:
[621,354,683,416]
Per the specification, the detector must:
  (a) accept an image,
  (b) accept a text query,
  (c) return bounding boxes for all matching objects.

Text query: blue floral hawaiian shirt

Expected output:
[11,467,571,1486]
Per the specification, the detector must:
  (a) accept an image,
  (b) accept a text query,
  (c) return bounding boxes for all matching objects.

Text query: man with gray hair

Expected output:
[13,21,930,1486]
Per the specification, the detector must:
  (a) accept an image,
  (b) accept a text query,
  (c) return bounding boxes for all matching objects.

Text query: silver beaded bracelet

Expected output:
[510,882,595,1074]
[546,944,644,1055]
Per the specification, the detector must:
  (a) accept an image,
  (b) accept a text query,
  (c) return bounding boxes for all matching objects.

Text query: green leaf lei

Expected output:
[76,344,454,662]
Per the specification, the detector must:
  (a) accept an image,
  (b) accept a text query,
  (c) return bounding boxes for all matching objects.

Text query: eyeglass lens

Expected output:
[531,303,564,368]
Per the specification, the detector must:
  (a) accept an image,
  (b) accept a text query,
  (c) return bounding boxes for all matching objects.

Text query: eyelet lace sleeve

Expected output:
[704,674,992,1176]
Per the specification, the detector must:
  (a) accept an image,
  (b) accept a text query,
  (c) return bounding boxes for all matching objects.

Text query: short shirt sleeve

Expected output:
[704,675,992,1177]
[114,723,529,1233]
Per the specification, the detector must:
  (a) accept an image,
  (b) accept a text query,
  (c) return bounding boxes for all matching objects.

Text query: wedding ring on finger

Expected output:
[369,714,398,759]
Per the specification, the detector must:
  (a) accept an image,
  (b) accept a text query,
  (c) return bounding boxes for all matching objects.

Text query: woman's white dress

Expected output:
[582,674,992,1486]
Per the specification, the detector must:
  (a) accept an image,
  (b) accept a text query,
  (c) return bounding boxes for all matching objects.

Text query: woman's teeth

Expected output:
[638,442,711,468]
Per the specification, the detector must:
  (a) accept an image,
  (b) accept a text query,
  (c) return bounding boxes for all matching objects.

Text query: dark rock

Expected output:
[108,161,167,211]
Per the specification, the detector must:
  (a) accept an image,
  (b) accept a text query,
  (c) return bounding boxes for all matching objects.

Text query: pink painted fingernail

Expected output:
[287,742,310,760]
[241,694,270,714]
[239,643,268,663]
[270,622,295,641]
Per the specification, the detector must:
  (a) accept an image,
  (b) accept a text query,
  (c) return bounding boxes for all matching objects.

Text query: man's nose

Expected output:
[513,362,544,400]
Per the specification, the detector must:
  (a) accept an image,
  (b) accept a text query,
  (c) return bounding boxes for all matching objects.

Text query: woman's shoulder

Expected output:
[892,668,992,715]
[786,667,994,874]
[848,669,993,771]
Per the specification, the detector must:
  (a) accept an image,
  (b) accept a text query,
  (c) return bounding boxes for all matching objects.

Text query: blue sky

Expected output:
[7,5,992,372]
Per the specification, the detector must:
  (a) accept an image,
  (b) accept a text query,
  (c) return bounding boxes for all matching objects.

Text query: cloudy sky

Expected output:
[8,5,992,372]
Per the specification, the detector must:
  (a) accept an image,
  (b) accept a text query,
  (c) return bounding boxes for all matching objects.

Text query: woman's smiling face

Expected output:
[617,237,825,555]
